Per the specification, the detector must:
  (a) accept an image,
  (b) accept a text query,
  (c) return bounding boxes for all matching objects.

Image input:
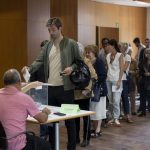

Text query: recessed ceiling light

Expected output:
[91,0,150,7]
[134,0,149,5]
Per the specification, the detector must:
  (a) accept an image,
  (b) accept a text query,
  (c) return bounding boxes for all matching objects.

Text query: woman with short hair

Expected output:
[85,45,107,137]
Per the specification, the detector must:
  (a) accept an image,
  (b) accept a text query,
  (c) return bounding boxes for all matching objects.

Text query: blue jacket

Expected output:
[93,57,107,96]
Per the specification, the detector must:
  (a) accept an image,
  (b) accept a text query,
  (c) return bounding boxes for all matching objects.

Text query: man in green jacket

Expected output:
[22,17,81,150]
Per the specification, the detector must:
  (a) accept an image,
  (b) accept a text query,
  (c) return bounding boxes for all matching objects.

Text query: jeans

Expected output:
[107,81,122,119]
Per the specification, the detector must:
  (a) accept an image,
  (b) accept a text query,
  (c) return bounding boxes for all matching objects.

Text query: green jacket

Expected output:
[29,37,82,90]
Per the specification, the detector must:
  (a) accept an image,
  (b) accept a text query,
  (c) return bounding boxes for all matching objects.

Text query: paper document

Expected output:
[112,85,122,92]
[60,104,80,114]
[23,68,30,82]
[42,83,53,86]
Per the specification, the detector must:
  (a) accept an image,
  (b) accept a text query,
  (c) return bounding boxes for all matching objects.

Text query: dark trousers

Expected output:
[75,98,91,141]
[138,79,145,112]
[23,133,51,150]
[48,86,76,150]
[141,90,150,114]
[121,80,130,115]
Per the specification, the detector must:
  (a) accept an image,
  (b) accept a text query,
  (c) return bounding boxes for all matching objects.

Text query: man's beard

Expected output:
[50,34,58,41]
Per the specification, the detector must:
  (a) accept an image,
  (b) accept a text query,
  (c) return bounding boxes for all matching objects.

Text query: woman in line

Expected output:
[106,39,124,126]
[75,42,97,147]
[119,42,133,123]
[84,45,107,137]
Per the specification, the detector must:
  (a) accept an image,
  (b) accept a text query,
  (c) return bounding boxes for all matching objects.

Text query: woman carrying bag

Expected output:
[74,43,97,147]
[84,45,107,138]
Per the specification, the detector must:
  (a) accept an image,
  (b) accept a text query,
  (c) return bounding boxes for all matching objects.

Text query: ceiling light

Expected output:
[134,0,149,5]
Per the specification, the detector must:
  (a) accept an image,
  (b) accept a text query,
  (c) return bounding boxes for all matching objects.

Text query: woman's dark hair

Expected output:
[108,39,120,52]
[133,37,140,44]
[101,38,109,44]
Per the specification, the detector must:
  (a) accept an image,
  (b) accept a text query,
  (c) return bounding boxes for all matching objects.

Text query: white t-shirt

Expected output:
[106,52,122,81]
[122,54,131,80]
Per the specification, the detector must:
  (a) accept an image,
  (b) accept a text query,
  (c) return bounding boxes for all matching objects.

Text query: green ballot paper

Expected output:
[60,104,80,114]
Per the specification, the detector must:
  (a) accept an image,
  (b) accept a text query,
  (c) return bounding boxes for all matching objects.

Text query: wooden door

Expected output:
[96,26,119,48]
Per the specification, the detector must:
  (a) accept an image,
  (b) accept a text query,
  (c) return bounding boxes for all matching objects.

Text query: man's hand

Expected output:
[144,72,150,76]
[34,107,51,123]
[63,67,73,76]
[82,89,91,97]
[21,66,29,74]
[42,107,51,115]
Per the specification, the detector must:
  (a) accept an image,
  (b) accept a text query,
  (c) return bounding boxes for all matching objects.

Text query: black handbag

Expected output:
[24,132,51,150]
[91,81,104,102]
[70,59,91,89]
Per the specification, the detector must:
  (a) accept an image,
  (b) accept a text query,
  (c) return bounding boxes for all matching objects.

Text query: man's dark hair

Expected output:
[145,38,149,41]
[133,37,140,44]
[3,69,21,86]
[101,38,109,45]
[46,17,62,29]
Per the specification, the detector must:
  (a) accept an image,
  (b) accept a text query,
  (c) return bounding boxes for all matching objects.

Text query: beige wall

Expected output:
[27,0,50,64]
[147,8,150,39]
[78,0,147,58]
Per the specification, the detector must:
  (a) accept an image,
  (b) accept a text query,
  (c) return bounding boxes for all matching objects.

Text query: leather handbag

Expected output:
[70,59,91,89]
[91,81,104,102]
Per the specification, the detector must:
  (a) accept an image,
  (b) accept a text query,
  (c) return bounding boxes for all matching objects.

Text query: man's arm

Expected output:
[29,48,46,74]
[21,81,42,93]
[34,107,51,123]
[22,42,49,75]
[63,40,82,76]
[116,54,124,89]
[71,40,82,70]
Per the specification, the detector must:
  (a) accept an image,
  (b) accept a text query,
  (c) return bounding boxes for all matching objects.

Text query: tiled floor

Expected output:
[27,112,150,150]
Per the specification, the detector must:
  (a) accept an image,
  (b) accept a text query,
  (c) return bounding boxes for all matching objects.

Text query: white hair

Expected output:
[77,42,84,57]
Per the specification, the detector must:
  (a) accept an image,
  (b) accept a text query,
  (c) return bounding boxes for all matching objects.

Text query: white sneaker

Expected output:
[114,119,121,127]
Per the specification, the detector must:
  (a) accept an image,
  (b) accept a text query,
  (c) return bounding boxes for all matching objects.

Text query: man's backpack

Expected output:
[70,59,91,89]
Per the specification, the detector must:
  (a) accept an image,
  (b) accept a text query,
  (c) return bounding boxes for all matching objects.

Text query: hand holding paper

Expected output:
[112,85,121,92]
[23,68,30,82]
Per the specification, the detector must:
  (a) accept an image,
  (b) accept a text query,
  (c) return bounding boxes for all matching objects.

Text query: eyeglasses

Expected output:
[85,51,91,54]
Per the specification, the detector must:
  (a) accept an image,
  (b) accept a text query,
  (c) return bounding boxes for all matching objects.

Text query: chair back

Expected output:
[0,122,8,149]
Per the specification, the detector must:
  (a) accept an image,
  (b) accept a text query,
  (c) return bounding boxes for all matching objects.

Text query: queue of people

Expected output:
[0,17,150,150]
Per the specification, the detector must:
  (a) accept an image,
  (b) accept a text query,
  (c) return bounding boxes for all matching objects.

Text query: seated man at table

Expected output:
[0,69,51,150]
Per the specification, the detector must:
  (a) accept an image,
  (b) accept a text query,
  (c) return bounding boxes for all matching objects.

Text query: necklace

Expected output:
[110,52,117,64]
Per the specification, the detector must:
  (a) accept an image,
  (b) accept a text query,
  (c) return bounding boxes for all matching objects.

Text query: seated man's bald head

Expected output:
[3,69,21,86]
